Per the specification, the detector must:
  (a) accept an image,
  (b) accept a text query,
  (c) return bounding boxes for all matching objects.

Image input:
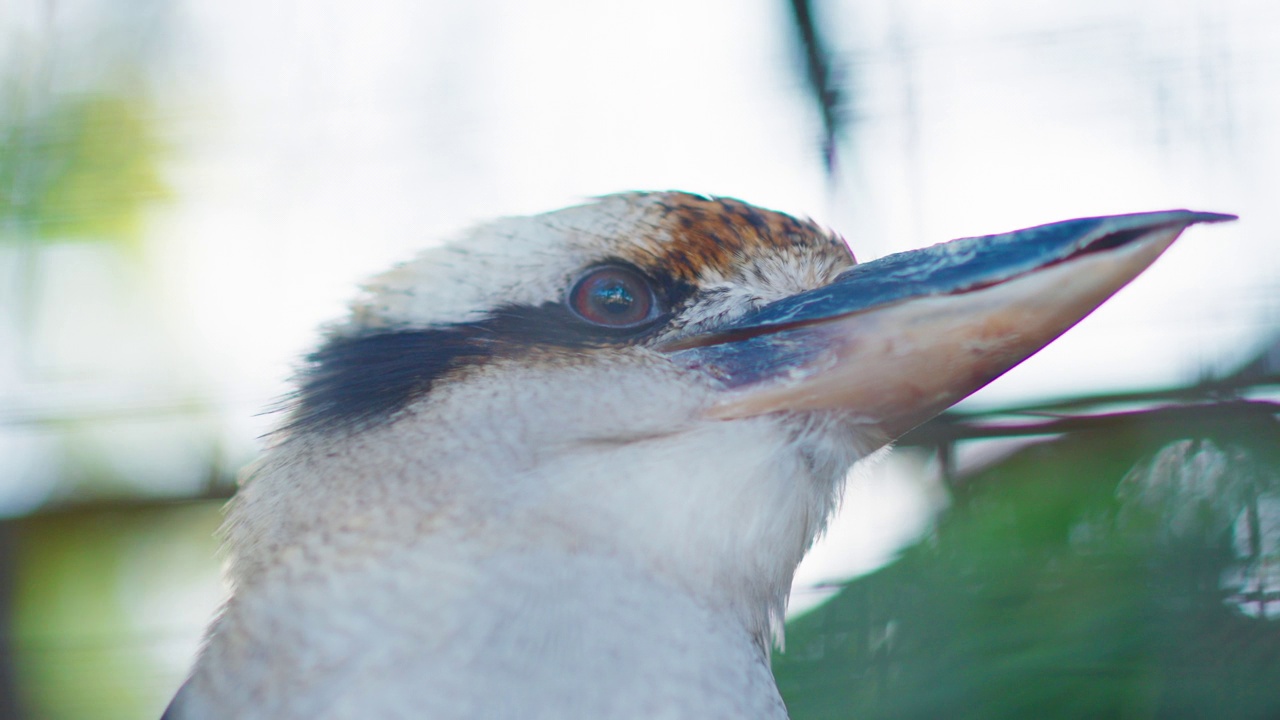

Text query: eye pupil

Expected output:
[594,282,634,313]
[569,266,657,328]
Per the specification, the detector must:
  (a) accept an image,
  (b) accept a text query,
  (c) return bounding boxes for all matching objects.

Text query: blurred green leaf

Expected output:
[777,408,1280,719]
[1,90,168,249]
[9,503,223,720]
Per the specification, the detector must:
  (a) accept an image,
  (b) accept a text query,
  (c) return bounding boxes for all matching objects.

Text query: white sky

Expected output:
[3,1,1278,705]
[141,0,1280,616]
[6,0,1276,573]
[149,0,1277,426]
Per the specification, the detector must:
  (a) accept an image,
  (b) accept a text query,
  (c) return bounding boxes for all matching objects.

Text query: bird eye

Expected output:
[568,265,658,328]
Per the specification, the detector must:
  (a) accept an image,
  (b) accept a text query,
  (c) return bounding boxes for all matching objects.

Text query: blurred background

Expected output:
[1,0,1277,717]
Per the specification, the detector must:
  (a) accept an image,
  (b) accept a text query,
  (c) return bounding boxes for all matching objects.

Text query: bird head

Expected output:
[223,191,1231,650]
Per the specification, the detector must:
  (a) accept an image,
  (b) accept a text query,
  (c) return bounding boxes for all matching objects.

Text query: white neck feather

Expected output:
[196,358,871,718]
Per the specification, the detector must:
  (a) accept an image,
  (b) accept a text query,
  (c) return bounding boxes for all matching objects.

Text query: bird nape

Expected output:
[163,192,1232,720]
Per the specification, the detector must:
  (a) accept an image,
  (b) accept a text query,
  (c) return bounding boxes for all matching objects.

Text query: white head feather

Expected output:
[175,192,866,720]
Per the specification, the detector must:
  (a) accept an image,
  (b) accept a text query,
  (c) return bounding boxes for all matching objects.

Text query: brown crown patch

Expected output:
[618,193,854,285]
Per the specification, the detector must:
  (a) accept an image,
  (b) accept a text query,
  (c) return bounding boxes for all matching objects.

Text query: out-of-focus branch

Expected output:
[787,0,846,174]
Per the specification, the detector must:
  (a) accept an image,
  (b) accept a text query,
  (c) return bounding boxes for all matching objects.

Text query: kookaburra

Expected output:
[164,192,1231,719]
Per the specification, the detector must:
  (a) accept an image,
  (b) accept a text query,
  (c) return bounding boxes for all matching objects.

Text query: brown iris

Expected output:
[568,266,658,328]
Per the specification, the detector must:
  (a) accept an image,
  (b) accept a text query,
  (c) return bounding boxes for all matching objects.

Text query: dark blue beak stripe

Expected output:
[712,210,1235,337]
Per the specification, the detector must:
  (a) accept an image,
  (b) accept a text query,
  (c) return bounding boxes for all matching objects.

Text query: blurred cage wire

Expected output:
[2,0,1280,719]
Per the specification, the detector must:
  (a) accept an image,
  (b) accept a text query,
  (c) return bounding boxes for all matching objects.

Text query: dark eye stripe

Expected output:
[289,302,670,435]
[287,265,698,435]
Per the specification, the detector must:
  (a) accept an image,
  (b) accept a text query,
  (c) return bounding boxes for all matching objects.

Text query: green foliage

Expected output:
[777,410,1280,720]
[9,503,224,720]
[0,88,168,248]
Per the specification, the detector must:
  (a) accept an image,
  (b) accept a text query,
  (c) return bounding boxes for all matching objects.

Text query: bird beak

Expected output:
[663,210,1235,438]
